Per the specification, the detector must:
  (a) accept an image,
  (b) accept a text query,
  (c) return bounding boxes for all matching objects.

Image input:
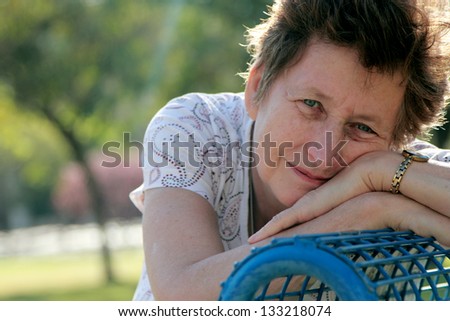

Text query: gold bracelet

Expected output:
[390,150,429,194]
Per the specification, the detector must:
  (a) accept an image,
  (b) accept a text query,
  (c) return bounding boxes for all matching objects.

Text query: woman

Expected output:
[131,0,450,300]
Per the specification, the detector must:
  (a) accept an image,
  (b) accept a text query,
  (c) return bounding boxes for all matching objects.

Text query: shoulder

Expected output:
[146,92,248,141]
[159,92,245,125]
[407,139,450,163]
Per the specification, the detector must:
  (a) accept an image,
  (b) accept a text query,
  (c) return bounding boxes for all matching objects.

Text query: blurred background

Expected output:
[0,0,272,300]
[0,0,448,301]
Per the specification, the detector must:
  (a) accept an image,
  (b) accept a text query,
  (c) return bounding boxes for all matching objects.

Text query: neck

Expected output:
[248,123,286,235]
[250,167,286,232]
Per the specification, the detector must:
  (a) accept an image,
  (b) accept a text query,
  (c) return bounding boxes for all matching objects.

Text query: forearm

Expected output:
[375,152,450,217]
[148,244,253,300]
[148,234,301,300]
[284,192,450,246]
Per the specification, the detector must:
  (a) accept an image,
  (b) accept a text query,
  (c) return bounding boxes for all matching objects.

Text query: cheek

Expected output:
[254,131,301,166]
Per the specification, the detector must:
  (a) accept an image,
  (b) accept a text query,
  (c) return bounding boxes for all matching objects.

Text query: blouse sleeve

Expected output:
[408,139,450,163]
[129,93,228,213]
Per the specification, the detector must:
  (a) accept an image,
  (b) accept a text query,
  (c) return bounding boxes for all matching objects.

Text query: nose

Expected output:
[303,126,348,172]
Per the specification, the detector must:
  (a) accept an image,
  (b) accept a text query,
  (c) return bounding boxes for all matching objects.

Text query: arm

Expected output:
[144,175,450,300]
[143,188,269,300]
[249,150,450,245]
[146,186,387,300]
[279,192,450,246]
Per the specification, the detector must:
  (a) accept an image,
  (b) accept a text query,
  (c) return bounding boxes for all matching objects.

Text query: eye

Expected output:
[346,123,378,140]
[303,99,321,108]
[355,123,375,134]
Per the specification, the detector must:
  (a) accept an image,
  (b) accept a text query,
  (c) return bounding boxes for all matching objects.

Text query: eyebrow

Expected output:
[303,87,333,101]
[350,113,383,126]
[286,86,333,102]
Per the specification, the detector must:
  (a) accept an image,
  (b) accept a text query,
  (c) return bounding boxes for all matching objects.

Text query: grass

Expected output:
[0,246,448,301]
[0,248,143,301]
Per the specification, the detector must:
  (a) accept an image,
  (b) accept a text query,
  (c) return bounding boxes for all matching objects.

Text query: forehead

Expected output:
[284,40,406,123]
[287,39,405,90]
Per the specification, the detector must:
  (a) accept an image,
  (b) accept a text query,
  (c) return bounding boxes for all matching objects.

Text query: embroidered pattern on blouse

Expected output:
[143,93,248,246]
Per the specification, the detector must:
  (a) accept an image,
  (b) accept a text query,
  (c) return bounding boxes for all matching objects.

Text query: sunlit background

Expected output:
[0,0,272,300]
[0,0,448,301]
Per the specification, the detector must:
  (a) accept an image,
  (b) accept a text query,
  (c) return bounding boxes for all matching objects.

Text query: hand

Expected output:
[278,192,450,246]
[248,151,395,243]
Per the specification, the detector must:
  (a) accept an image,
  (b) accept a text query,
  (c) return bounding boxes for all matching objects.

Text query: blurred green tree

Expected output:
[0,0,172,282]
[0,0,271,283]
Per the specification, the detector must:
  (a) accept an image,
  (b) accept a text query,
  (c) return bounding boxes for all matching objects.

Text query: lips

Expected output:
[287,162,330,186]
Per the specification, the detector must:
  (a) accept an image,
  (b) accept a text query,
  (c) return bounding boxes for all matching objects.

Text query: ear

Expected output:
[244,65,263,120]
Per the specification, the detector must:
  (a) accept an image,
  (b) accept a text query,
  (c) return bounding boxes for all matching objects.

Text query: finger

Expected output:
[248,207,299,243]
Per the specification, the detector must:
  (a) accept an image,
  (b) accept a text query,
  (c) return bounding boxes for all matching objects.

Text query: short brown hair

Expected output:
[244,0,450,147]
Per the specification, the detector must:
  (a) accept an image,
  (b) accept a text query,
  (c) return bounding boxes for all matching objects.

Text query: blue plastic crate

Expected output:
[219,229,450,300]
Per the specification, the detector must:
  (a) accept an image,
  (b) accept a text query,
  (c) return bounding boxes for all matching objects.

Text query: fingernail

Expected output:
[248,234,258,244]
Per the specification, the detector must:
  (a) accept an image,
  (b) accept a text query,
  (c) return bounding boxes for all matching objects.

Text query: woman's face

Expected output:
[245,39,406,214]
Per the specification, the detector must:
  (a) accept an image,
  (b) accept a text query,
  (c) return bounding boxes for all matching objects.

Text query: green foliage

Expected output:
[1,0,159,143]
[0,0,271,226]
[0,0,272,140]
[0,85,69,185]
[0,84,69,221]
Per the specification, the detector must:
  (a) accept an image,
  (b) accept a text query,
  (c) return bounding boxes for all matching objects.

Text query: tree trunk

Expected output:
[42,108,115,283]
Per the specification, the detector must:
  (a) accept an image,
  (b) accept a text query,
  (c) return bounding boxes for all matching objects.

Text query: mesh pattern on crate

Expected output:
[219,229,450,301]
[326,230,450,300]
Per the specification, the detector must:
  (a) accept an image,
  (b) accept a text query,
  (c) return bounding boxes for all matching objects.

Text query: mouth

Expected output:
[287,162,330,187]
